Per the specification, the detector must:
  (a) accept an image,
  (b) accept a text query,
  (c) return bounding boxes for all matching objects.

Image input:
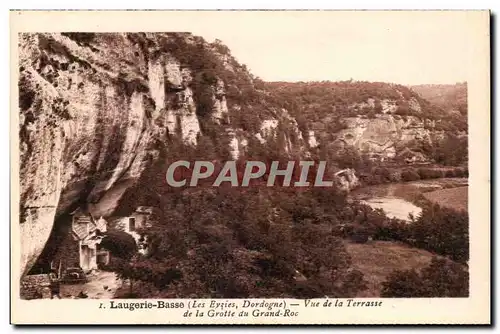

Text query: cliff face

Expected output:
[335,115,434,159]
[18,32,316,276]
[18,33,230,276]
[264,81,461,161]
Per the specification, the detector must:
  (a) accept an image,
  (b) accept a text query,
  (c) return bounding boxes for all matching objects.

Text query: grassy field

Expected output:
[345,240,437,297]
[422,186,468,212]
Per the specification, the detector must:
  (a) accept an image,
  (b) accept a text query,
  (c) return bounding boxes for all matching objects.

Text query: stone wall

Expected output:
[20,274,52,300]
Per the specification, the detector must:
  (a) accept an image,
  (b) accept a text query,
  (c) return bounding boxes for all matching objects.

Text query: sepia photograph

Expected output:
[10,10,490,325]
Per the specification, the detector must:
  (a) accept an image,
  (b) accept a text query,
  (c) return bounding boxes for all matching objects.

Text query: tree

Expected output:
[432,134,468,166]
[381,257,469,297]
[409,204,469,263]
[100,229,140,296]
[332,146,366,170]
[101,229,137,261]
[111,174,372,298]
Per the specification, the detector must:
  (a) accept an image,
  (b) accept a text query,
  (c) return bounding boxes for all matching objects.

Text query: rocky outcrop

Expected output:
[212,79,229,124]
[19,33,156,276]
[149,53,200,145]
[307,131,319,148]
[264,80,458,161]
[334,169,360,192]
[334,114,432,159]
[252,109,308,155]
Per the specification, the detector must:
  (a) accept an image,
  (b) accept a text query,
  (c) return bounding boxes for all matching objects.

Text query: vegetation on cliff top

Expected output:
[265,81,467,133]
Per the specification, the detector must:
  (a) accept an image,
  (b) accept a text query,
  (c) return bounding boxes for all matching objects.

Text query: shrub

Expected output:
[373,219,410,242]
[381,268,422,297]
[366,109,377,118]
[381,257,469,297]
[371,167,392,183]
[349,225,372,244]
[409,204,469,263]
[432,135,468,166]
[101,229,138,260]
[387,170,402,183]
[401,169,420,182]
[417,168,445,180]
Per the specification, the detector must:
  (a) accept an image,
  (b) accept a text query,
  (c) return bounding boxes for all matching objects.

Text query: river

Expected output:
[349,178,468,222]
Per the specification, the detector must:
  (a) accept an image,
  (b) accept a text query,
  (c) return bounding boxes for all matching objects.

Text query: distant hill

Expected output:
[265,81,436,123]
[411,83,467,115]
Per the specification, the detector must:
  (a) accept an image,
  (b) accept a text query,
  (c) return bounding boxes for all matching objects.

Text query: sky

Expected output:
[181,11,481,85]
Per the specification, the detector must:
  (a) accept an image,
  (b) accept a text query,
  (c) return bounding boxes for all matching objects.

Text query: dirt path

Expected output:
[60,270,122,299]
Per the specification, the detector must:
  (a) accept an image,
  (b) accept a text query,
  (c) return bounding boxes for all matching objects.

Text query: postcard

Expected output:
[10,10,490,325]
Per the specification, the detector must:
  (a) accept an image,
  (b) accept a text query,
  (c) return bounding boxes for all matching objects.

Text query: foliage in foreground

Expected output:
[381,257,469,297]
[108,137,468,298]
[113,185,371,299]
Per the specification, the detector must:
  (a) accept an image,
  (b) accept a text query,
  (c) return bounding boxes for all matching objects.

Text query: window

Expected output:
[129,217,136,231]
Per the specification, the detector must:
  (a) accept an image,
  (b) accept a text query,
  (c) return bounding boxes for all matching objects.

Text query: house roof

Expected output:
[71,210,106,240]
[81,231,104,247]
[72,217,91,240]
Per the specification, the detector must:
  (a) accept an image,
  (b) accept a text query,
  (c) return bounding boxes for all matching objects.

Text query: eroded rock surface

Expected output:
[19,33,221,276]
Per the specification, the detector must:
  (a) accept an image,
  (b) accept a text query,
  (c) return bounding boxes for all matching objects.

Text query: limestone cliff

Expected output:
[264,81,463,161]
[334,114,435,159]
[18,32,315,276]
[18,33,238,276]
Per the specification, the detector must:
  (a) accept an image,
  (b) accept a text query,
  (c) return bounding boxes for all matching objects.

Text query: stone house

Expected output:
[108,206,155,255]
[51,208,110,273]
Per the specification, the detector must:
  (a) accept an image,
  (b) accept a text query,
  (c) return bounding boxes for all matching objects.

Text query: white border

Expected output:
[3,2,496,332]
